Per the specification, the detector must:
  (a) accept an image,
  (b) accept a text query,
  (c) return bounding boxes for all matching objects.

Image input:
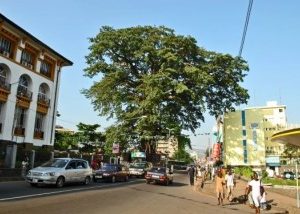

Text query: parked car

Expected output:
[145,167,173,185]
[282,171,295,180]
[129,162,151,178]
[93,164,129,183]
[26,158,93,188]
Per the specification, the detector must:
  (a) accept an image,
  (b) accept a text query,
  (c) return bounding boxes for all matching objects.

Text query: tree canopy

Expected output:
[83,26,249,151]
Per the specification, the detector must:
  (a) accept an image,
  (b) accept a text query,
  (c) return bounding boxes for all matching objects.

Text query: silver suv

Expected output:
[26,158,93,187]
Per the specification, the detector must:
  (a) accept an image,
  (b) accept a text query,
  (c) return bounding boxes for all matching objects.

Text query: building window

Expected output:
[17,75,32,100]
[40,61,52,78]
[34,112,44,131]
[279,109,283,112]
[0,65,10,91]
[34,112,44,139]
[0,36,12,57]
[21,50,34,69]
[243,150,247,163]
[38,84,50,106]
[14,106,26,136]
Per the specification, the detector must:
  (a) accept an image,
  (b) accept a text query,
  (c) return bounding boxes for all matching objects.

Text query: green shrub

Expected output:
[262,177,297,186]
[233,166,253,178]
[262,170,268,179]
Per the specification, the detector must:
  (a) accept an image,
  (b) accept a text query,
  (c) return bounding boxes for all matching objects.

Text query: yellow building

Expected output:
[224,101,287,168]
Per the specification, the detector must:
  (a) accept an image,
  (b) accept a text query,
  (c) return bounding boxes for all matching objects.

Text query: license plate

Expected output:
[152,175,159,178]
[32,178,38,183]
[95,175,102,178]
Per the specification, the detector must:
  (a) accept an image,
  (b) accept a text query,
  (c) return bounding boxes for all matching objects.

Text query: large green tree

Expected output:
[282,144,300,163]
[83,26,249,152]
[76,122,105,153]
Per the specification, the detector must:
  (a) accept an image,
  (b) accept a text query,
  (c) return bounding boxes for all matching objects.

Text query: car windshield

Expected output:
[102,165,117,170]
[130,163,146,168]
[41,159,69,168]
[149,167,166,173]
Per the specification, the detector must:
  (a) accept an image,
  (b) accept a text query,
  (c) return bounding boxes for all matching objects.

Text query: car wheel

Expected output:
[56,176,65,188]
[124,175,129,182]
[84,176,91,185]
[30,183,38,187]
[111,176,116,183]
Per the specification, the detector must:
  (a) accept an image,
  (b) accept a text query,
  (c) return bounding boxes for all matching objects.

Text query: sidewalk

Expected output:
[195,177,298,214]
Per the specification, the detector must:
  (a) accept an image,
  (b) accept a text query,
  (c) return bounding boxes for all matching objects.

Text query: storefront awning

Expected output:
[271,128,300,147]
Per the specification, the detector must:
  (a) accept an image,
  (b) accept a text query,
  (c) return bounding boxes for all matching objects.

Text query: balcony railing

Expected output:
[14,127,25,136]
[17,85,32,100]
[0,79,11,91]
[37,94,50,106]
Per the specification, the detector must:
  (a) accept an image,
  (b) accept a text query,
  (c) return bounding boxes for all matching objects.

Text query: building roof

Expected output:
[0,13,73,66]
[271,128,300,147]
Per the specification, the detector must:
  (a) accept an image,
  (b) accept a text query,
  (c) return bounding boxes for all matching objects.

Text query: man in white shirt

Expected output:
[246,172,262,214]
[225,169,235,201]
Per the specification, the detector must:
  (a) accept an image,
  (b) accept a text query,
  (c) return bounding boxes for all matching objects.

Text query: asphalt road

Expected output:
[0,174,252,214]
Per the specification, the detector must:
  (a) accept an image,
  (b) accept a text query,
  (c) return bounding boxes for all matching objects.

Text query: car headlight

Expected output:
[103,173,109,176]
[27,171,31,176]
[44,172,56,176]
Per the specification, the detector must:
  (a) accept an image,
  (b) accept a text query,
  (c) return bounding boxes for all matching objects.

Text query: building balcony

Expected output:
[0,80,11,102]
[14,127,25,136]
[37,94,50,114]
[34,130,44,139]
[16,85,32,108]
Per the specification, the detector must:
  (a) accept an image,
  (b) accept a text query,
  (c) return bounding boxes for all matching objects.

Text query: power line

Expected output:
[238,0,254,57]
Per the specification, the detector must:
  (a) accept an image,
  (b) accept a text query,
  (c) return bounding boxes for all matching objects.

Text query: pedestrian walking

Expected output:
[225,169,235,201]
[245,172,262,214]
[188,165,195,186]
[21,154,29,178]
[215,170,225,206]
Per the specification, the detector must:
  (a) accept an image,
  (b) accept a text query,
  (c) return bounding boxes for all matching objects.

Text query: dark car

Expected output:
[93,164,129,183]
[283,171,295,180]
[145,167,173,185]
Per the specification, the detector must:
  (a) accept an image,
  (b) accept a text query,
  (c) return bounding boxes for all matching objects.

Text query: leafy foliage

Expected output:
[172,150,193,163]
[54,123,105,153]
[54,131,78,150]
[83,26,249,151]
[76,123,105,153]
[282,144,300,161]
[233,166,253,178]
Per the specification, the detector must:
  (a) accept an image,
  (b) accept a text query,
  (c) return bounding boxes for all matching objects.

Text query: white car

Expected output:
[128,162,151,178]
[26,158,93,187]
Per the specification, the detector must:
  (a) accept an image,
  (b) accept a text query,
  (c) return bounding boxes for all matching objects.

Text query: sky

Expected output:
[1,0,300,151]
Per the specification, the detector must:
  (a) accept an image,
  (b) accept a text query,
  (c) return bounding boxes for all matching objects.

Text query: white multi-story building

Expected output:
[0,13,72,167]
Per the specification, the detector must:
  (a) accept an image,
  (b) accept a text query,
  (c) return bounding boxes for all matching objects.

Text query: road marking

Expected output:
[0,180,141,201]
